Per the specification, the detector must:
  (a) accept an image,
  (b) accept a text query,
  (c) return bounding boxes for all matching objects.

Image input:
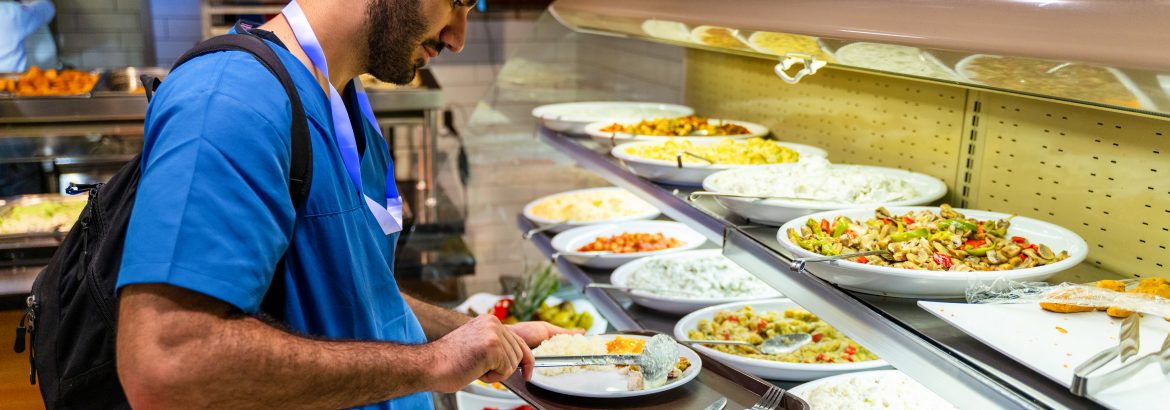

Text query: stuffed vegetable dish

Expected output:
[787,204,1070,271]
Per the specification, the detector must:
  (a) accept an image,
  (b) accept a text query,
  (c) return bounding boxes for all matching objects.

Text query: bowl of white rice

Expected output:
[700,158,947,226]
[789,370,957,410]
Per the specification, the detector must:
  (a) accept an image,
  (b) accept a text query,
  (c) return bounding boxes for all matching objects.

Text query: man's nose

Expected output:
[441,8,469,53]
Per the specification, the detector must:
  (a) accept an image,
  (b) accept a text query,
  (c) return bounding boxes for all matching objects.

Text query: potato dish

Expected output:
[692,26,753,51]
[621,138,799,165]
[1,67,99,96]
[748,32,835,63]
[528,189,654,223]
[576,232,682,253]
[688,306,878,364]
[960,56,1142,108]
[600,116,750,137]
[787,205,1069,272]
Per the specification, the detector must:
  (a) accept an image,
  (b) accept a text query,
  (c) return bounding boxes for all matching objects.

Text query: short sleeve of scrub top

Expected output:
[116,50,296,313]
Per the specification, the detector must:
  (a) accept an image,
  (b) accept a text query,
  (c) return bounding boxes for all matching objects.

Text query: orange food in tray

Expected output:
[576,232,682,253]
[1,67,99,96]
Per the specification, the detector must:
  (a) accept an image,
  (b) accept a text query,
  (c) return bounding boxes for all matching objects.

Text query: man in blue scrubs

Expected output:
[114,1,576,408]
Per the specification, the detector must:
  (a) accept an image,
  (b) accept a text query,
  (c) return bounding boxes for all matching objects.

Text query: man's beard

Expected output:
[365,0,430,84]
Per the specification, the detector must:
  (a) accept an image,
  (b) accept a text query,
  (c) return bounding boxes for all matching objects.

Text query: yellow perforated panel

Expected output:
[685,49,1170,280]
[974,93,1170,278]
[685,50,968,203]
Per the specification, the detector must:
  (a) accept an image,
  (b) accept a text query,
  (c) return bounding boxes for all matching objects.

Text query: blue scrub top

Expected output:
[116,36,432,410]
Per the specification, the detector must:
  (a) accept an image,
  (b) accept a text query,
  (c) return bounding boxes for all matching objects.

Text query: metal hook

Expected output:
[774,53,827,85]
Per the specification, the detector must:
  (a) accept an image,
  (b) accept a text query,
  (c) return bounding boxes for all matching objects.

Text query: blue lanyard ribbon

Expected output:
[284,0,402,235]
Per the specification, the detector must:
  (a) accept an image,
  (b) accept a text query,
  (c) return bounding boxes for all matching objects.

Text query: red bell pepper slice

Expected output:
[491,298,513,321]
[932,252,954,269]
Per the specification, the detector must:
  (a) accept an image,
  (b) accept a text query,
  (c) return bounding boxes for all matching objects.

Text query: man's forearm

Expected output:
[118,285,452,410]
[403,292,471,340]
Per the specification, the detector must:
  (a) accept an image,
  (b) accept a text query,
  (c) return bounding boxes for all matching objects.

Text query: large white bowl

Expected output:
[530,334,703,398]
[522,187,661,234]
[775,206,1089,298]
[673,299,890,381]
[550,221,707,269]
[584,118,769,145]
[611,139,827,186]
[531,101,694,135]
[701,164,948,226]
[609,249,782,315]
[787,370,956,409]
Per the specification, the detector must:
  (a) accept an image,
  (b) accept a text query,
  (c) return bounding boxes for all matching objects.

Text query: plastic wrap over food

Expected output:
[966,278,1170,318]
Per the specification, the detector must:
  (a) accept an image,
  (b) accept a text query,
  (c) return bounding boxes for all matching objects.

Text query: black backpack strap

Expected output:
[167,32,314,320]
[171,34,313,208]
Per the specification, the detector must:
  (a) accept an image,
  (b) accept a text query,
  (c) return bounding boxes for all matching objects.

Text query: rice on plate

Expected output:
[790,370,957,410]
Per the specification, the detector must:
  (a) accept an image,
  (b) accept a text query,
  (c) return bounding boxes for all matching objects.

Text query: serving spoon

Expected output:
[678,333,813,355]
[687,191,816,202]
[788,250,892,273]
[586,283,706,297]
[533,334,679,388]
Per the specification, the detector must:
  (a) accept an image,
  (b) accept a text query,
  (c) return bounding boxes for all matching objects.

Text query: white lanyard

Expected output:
[284,0,403,235]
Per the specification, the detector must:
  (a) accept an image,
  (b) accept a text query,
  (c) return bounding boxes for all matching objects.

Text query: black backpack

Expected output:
[12,31,313,409]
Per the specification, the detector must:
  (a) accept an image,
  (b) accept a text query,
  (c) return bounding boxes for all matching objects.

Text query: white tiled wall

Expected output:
[54,0,147,68]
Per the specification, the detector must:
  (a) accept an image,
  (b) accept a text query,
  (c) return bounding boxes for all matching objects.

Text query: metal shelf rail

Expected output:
[533,126,1105,410]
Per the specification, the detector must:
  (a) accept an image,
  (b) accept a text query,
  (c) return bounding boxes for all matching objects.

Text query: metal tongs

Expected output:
[1071,315,1170,396]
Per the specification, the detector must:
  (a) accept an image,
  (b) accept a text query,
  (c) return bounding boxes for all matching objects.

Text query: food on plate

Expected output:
[788,204,1070,271]
[748,32,835,62]
[1,67,99,96]
[797,371,957,410]
[528,189,655,223]
[705,158,919,203]
[600,116,750,137]
[534,300,595,330]
[469,264,592,331]
[641,20,691,42]
[1039,287,1098,314]
[576,232,682,253]
[688,306,878,364]
[692,26,752,51]
[960,56,1142,108]
[1041,278,1170,320]
[0,200,87,235]
[835,43,959,81]
[532,334,691,390]
[471,380,509,393]
[625,253,779,299]
[621,138,800,165]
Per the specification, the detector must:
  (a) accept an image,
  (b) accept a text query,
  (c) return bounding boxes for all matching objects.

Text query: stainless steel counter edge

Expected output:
[516,214,642,332]
[536,127,728,244]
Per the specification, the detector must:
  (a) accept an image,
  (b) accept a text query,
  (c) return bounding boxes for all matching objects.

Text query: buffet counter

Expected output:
[518,128,1109,409]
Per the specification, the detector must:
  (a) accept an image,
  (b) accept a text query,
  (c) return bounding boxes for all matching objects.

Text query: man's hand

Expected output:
[429,314,535,390]
[508,321,584,348]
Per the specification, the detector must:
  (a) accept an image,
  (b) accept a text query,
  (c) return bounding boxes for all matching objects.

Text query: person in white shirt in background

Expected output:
[0,0,56,72]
